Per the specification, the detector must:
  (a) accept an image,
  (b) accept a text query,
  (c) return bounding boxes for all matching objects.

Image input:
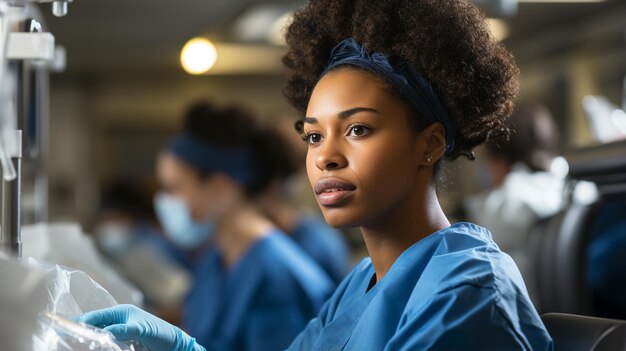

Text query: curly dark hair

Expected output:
[282,0,519,160]
[183,101,299,196]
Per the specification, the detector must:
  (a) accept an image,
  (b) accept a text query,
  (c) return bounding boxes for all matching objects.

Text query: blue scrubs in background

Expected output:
[287,222,553,351]
[184,229,335,351]
[291,216,351,284]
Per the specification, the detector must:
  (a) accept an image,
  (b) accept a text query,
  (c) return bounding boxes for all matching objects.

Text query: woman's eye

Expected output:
[348,125,371,137]
[303,132,323,144]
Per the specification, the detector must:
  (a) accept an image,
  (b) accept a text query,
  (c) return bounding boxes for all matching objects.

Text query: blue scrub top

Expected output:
[287,222,553,351]
[291,216,350,284]
[183,229,335,351]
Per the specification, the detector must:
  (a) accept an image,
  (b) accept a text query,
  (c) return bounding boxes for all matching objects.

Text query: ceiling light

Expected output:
[180,37,218,75]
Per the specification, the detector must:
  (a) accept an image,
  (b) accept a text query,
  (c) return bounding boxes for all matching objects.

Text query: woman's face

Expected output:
[156,151,226,222]
[304,68,430,228]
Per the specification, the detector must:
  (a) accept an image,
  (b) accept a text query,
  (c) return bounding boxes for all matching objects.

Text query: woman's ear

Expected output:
[202,173,237,198]
[418,123,446,166]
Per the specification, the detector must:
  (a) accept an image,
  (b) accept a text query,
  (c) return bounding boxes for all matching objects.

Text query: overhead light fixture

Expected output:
[486,19,510,41]
[180,37,218,75]
[472,0,518,17]
[472,0,606,17]
[231,4,296,44]
[518,0,607,2]
[268,11,293,46]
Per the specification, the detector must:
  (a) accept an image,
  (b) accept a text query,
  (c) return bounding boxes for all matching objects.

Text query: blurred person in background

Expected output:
[464,104,565,302]
[153,101,333,350]
[254,116,351,284]
[93,180,192,312]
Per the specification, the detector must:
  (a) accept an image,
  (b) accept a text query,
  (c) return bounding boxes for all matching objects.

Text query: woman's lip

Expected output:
[314,178,356,206]
[314,178,356,195]
[317,189,354,206]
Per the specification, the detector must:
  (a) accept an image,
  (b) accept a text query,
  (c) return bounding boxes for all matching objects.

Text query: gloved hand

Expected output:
[77,304,206,351]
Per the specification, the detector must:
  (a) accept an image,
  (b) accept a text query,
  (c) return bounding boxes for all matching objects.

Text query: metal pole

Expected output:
[1,130,22,257]
[34,67,48,222]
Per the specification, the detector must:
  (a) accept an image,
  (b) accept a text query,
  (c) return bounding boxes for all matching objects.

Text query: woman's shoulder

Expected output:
[423,222,525,293]
[434,222,497,249]
[404,222,541,331]
[382,222,551,349]
[387,223,551,349]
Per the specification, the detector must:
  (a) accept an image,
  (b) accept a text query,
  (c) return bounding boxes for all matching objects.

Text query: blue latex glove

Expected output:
[77,304,206,351]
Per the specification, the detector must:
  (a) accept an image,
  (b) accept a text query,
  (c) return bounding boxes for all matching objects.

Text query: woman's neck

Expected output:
[214,199,274,267]
[361,183,449,284]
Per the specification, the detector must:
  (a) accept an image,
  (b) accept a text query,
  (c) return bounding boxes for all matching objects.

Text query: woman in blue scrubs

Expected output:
[152,101,334,350]
[78,0,553,350]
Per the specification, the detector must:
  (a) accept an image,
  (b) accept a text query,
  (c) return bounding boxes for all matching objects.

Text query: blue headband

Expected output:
[322,38,457,155]
[167,134,257,185]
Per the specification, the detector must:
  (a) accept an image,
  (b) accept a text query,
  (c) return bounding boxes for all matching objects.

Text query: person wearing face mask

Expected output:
[93,180,192,311]
[152,101,334,350]
[94,181,158,258]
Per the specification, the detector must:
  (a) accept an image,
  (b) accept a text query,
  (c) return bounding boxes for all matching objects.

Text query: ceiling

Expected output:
[39,0,626,76]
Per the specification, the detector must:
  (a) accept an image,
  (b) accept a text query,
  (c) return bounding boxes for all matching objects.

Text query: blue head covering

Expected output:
[322,38,457,155]
[167,134,257,186]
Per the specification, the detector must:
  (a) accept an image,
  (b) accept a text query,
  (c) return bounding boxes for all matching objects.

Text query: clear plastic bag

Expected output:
[0,253,148,350]
[26,258,119,317]
[27,259,149,351]
[35,311,148,351]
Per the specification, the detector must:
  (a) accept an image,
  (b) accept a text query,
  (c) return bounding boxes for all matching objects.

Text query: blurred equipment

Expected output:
[529,180,599,315]
[541,313,626,351]
[622,74,626,112]
[583,96,626,144]
[530,140,626,318]
[0,5,150,349]
[0,0,70,257]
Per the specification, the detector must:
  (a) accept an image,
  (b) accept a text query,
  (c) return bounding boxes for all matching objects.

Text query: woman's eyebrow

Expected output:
[304,107,379,124]
[338,107,379,120]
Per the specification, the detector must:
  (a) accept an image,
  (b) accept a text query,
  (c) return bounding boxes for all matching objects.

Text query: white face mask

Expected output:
[153,192,215,250]
[95,223,135,258]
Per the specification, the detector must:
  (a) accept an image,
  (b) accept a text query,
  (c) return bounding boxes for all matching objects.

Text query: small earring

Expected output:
[426,156,432,163]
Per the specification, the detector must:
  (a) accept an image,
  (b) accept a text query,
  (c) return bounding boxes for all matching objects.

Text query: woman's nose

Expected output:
[314,137,348,171]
